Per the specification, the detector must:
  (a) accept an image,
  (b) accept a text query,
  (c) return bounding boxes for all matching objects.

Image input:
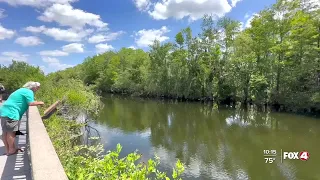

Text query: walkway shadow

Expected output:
[0,114,31,180]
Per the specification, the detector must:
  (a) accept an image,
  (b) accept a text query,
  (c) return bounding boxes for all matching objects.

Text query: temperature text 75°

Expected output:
[265,158,275,163]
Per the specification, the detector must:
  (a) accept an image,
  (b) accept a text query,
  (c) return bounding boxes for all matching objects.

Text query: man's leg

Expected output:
[15,121,24,136]
[2,132,9,155]
[1,118,9,155]
[6,131,16,154]
[5,119,22,155]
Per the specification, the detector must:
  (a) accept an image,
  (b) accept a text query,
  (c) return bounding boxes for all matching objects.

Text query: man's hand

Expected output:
[37,101,45,106]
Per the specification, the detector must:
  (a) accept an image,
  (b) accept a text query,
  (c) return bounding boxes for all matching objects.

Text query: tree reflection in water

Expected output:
[88,95,320,180]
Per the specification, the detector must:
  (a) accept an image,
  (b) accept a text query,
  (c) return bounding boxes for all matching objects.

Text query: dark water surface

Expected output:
[88,95,320,180]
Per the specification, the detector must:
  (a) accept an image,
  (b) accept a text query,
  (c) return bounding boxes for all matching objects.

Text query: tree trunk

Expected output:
[276,54,281,93]
[244,75,250,105]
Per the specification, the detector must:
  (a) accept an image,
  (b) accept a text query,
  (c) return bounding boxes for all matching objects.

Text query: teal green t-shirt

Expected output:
[0,88,34,121]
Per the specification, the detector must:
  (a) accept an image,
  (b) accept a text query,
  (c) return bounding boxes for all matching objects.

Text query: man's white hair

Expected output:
[23,81,41,89]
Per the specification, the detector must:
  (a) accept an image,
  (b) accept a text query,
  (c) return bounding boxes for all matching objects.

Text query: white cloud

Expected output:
[24,25,46,33]
[134,26,170,47]
[62,43,84,53]
[148,0,232,21]
[134,0,151,11]
[38,4,108,30]
[44,28,93,42]
[41,57,73,73]
[0,51,29,63]
[42,56,59,63]
[0,0,78,8]
[39,50,69,56]
[0,25,15,40]
[88,31,125,43]
[243,13,258,29]
[230,0,242,7]
[128,46,136,49]
[0,9,6,19]
[39,43,84,58]
[24,25,92,42]
[48,62,73,71]
[15,36,44,46]
[96,43,114,53]
[88,34,106,44]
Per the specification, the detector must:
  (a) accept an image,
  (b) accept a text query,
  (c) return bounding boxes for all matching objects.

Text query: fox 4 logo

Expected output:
[283,151,310,161]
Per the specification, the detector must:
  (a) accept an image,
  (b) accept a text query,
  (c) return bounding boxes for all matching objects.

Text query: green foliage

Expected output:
[37,77,102,116]
[175,32,184,48]
[65,143,184,180]
[0,61,45,92]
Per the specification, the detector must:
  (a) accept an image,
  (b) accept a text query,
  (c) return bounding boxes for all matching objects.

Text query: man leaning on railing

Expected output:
[0,82,44,156]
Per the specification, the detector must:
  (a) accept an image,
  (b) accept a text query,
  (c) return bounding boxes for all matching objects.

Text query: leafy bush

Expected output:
[66,143,184,180]
[0,61,45,93]
[37,78,102,117]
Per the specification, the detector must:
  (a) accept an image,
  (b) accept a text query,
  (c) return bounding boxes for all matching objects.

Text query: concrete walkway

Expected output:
[0,113,31,180]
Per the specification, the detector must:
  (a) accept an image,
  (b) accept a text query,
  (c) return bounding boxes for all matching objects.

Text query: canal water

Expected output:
[88,95,320,180]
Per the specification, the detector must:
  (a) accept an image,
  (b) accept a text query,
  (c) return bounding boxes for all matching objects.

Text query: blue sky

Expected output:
[0,0,276,73]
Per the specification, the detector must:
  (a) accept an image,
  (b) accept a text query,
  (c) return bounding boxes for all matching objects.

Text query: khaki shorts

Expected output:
[1,117,19,132]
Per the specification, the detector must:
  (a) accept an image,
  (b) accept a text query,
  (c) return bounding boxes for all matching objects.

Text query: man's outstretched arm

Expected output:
[29,101,44,106]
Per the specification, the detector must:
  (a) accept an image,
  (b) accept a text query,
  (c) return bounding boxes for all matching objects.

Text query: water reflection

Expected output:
[88,95,320,180]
